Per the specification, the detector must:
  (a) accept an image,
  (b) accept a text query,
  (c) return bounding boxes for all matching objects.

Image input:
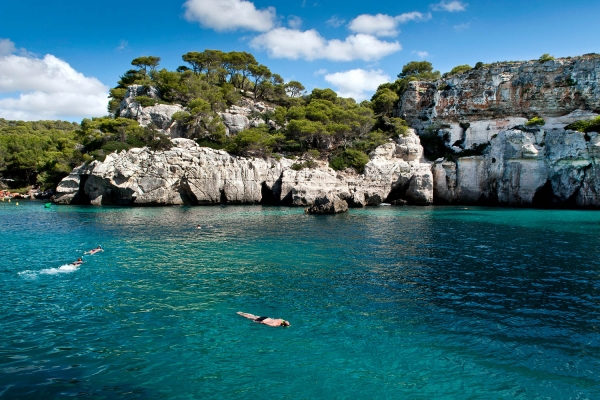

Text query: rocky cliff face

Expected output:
[117,85,276,137]
[119,86,185,137]
[55,132,433,207]
[399,54,600,207]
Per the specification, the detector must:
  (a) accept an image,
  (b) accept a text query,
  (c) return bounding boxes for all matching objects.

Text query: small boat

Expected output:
[45,203,52,208]
[378,203,391,206]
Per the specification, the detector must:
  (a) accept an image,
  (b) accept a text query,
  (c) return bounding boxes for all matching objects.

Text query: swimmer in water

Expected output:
[237,311,290,327]
[196,224,202,229]
[70,257,84,267]
[85,246,103,255]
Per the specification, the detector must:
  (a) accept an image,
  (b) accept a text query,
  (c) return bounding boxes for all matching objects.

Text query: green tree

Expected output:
[131,56,161,74]
[182,51,204,74]
[371,88,399,116]
[285,81,306,98]
[398,61,441,81]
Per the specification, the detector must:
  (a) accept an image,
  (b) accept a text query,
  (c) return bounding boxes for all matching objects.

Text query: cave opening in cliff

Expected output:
[260,182,278,205]
[531,180,574,208]
[72,175,91,205]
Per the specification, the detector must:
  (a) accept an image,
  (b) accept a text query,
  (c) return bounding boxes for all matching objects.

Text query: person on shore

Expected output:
[237,311,290,327]
[85,246,103,255]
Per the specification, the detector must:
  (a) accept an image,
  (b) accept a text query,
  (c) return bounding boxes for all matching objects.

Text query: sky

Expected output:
[0,0,599,122]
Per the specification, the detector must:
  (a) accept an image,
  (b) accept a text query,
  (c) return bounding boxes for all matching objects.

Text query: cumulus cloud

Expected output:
[431,1,467,12]
[348,14,399,37]
[324,69,390,101]
[183,0,276,32]
[349,12,432,37]
[326,16,346,28]
[250,28,401,61]
[0,40,108,121]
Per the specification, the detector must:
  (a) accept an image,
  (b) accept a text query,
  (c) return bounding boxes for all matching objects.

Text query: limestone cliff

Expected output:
[398,54,600,207]
[117,85,276,137]
[55,132,433,207]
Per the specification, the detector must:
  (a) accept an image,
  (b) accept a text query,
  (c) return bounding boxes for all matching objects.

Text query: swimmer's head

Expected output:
[281,320,290,327]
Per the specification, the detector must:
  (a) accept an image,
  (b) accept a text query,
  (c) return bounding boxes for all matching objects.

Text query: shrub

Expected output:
[135,95,158,107]
[565,116,600,133]
[525,117,546,127]
[329,149,370,173]
[539,54,555,62]
[291,160,318,170]
[101,141,132,154]
[448,64,472,76]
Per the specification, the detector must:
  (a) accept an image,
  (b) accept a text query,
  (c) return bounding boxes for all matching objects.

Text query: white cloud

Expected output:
[183,0,276,32]
[453,22,470,31]
[324,69,390,101]
[326,16,346,28]
[0,39,16,57]
[349,14,399,37]
[349,12,432,37]
[431,1,467,12]
[287,15,303,29]
[250,28,401,61]
[396,11,432,24]
[0,42,108,121]
[412,50,430,59]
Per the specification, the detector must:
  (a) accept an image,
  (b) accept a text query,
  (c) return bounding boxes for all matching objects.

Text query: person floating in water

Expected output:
[85,246,103,255]
[70,257,84,267]
[237,311,290,327]
[196,225,202,229]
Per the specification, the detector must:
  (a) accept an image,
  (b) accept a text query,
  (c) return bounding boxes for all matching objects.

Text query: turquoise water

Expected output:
[1,201,599,399]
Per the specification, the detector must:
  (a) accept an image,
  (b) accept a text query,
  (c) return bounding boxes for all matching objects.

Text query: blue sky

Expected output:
[0,0,599,121]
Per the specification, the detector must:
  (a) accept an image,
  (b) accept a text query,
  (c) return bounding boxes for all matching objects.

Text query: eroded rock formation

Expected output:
[399,54,600,207]
[55,131,433,207]
[305,193,349,214]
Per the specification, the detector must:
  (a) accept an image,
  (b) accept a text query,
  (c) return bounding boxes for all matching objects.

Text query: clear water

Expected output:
[1,201,599,399]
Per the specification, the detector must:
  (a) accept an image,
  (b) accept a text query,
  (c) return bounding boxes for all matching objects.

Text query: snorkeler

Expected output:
[84,246,103,255]
[70,257,84,267]
[237,311,290,327]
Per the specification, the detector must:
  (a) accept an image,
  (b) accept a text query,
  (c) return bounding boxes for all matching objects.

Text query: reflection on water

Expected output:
[0,202,599,399]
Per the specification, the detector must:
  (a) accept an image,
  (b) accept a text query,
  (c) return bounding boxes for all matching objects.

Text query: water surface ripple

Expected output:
[1,202,599,399]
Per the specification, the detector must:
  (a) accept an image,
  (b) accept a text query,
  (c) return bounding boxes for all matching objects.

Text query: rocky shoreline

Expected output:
[55,55,600,209]
[54,131,433,208]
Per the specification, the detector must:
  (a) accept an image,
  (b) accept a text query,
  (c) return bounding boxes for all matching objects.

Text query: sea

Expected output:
[0,200,599,399]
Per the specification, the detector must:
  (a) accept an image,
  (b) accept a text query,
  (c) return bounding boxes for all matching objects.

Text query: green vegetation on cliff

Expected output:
[565,116,600,133]
[104,51,407,170]
[0,119,81,189]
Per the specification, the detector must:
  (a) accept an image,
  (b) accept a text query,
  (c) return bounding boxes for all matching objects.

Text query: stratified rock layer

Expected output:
[55,132,434,207]
[398,55,600,207]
